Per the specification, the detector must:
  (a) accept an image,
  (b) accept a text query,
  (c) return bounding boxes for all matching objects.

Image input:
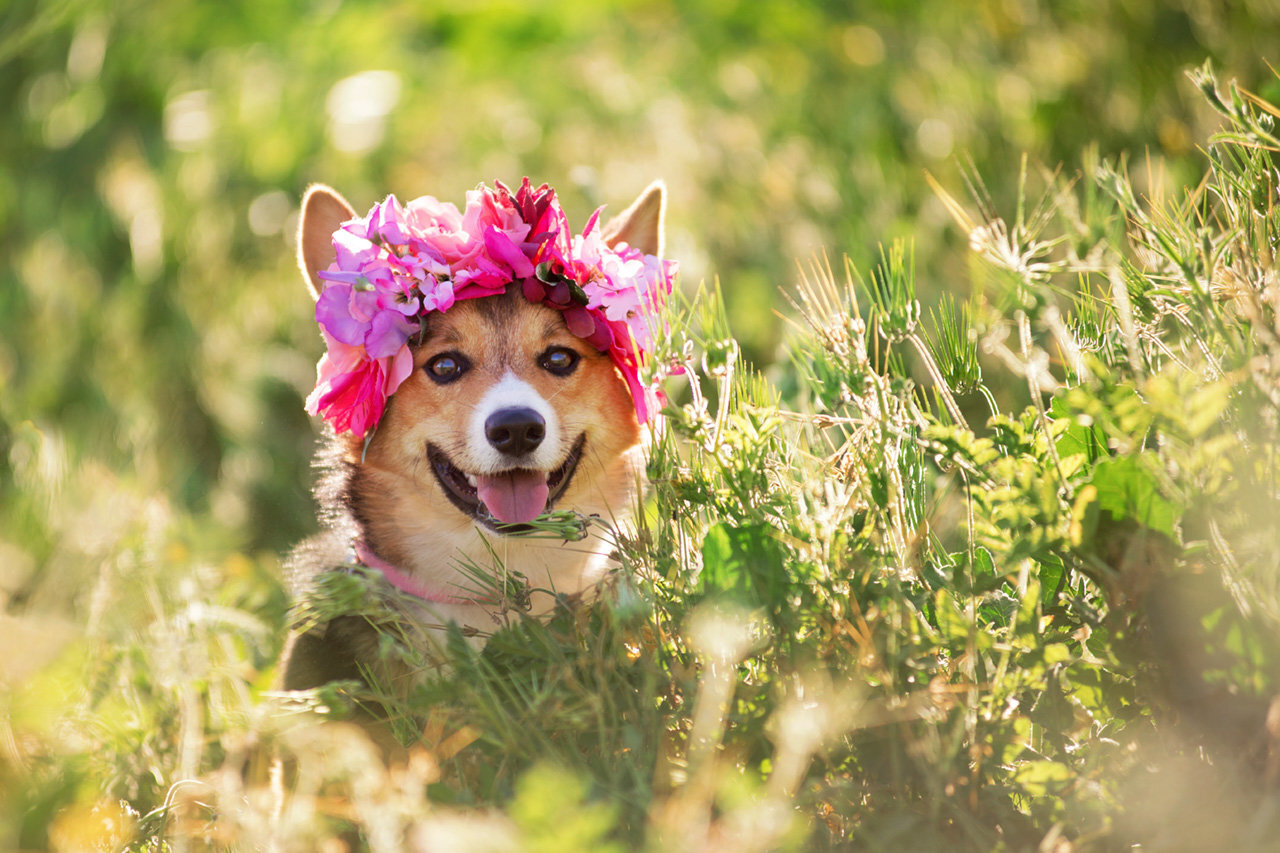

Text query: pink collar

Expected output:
[353,541,477,605]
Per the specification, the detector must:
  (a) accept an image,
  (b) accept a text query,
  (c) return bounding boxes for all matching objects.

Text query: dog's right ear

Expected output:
[297,184,356,300]
[602,181,665,258]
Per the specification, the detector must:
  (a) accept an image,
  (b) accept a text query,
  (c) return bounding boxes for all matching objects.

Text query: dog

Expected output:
[278,179,672,720]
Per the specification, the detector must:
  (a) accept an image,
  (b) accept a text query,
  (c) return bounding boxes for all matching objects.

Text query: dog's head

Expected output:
[296,182,667,544]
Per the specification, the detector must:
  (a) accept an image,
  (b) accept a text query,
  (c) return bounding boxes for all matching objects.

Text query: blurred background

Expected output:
[2,0,1278,580]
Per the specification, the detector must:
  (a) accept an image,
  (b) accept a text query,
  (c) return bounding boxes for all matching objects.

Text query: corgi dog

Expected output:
[279,179,671,706]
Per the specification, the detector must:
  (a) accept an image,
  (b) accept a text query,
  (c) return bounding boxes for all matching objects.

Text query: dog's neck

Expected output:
[353,540,480,605]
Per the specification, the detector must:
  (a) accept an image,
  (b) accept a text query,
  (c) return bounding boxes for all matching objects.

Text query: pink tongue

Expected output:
[475,470,550,524]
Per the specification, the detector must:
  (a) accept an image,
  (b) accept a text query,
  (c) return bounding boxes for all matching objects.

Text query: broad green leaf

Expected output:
[1051,400,1107,466]
[699,522,787,606]
[1043,643,1071,665]
[934,588,970,643]
[1039,555,1066,605]
[1088,455,1180,537]
[1013,760,1074,797]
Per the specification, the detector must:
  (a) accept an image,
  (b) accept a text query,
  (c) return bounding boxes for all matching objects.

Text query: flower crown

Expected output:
[304,179,677,439]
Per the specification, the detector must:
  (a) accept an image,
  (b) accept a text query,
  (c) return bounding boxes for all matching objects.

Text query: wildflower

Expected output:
[306,336,414,439]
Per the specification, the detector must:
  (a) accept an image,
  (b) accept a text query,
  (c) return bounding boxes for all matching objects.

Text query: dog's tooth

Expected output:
[465,473,477,487]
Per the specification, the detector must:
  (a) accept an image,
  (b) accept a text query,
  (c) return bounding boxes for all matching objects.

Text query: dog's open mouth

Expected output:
[427,435,586,533]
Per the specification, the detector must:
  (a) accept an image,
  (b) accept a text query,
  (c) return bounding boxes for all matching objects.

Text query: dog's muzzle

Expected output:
[427,434,586,532]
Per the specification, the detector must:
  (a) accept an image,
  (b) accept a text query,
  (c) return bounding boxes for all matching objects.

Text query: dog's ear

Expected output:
[602,180,665,257]
[297,184,356,300]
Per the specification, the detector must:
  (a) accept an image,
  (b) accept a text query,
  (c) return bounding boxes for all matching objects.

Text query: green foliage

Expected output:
[509,764,626,853]
[5,2,1280,850]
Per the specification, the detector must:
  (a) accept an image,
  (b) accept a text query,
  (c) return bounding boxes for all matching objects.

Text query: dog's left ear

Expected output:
[297,184,357,301]
[602,180,665,257]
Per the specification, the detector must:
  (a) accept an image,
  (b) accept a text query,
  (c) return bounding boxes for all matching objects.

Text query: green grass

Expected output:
[4,63,1279,851]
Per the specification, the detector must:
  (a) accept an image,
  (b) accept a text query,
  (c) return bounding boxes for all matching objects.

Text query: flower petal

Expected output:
[315,284,366,346]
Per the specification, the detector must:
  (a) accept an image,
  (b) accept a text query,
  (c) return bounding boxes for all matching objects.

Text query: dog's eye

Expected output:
[425,352,468,383]
[539,347,580,376]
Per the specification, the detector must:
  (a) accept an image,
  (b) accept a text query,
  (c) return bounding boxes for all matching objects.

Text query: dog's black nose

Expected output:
[485,407,546,456]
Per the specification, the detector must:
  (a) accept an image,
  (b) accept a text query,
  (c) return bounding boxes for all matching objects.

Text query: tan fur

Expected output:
[297,185,356,299]
[349,292,643,627]
[602,180,665,257]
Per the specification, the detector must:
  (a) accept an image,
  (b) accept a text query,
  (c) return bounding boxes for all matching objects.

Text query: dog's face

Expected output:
[367,289,641,531]
[296,181,663,567]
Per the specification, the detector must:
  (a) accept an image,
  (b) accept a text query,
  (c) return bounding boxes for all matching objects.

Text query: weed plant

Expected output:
[4,64,1280,851]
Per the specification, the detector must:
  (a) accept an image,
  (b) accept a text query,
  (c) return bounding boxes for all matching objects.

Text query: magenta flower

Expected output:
[306,337,413,439]
[403,196,479,267]
[315,283,417,358]
[366,194,410,245]
[462,185,530,250]
[592,248,677,354]
[331,226,381,271]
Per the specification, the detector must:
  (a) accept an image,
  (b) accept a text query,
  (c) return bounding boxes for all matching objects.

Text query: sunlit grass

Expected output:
[4,15,1280,848]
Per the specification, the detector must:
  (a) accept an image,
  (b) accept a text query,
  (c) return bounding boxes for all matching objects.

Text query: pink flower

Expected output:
[331,226,381,271]
[403,196,477,266]
[452,255,515,297]
[315,283,417,358]
[419,276,457,313]
[366,194,410,245]
[591,249,676,353]
[462,185,538,281]
[535,207,601,287]
[483,225,534,279]
[365,309,417,358]
[509,178,571,261]
[306,337,413,439]
[462,185,530,251]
